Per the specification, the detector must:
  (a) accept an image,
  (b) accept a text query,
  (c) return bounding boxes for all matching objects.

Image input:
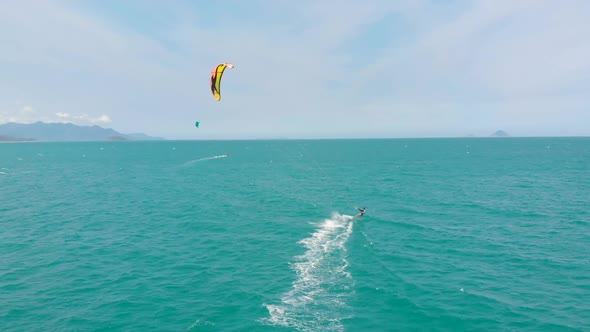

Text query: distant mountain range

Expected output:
[490,130,510,137]
[0,122,164,142]
[465,131,511,137]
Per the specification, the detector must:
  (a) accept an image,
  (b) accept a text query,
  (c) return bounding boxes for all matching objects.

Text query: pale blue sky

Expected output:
[1,0,589,139]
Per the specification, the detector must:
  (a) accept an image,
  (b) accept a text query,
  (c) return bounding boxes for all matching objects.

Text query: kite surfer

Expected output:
[355,207,367,219]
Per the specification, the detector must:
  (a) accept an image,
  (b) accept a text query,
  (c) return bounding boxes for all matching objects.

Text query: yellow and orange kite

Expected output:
[210,63,234,101]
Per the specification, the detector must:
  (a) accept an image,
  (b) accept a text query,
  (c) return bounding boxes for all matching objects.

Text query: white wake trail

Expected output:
[178,154,228,168]
[263,213,355,332]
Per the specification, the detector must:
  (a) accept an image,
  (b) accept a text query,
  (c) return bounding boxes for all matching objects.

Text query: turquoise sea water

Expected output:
[1,138,589,331]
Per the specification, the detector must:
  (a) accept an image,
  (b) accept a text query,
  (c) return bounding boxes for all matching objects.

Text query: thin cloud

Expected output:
[0,105,112,126]
[0,105,40,124]
[53,112,112,125]
[90,115,112,124]
[0,1,588,138]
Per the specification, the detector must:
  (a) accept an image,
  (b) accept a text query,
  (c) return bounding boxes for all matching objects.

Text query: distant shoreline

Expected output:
[2,136,589,143]
[0,121,163,142]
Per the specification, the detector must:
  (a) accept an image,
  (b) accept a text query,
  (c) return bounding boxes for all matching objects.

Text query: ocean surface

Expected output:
[1,138,589,331]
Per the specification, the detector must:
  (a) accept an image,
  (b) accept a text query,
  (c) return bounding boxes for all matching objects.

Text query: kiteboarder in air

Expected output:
[355,207,367,219]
